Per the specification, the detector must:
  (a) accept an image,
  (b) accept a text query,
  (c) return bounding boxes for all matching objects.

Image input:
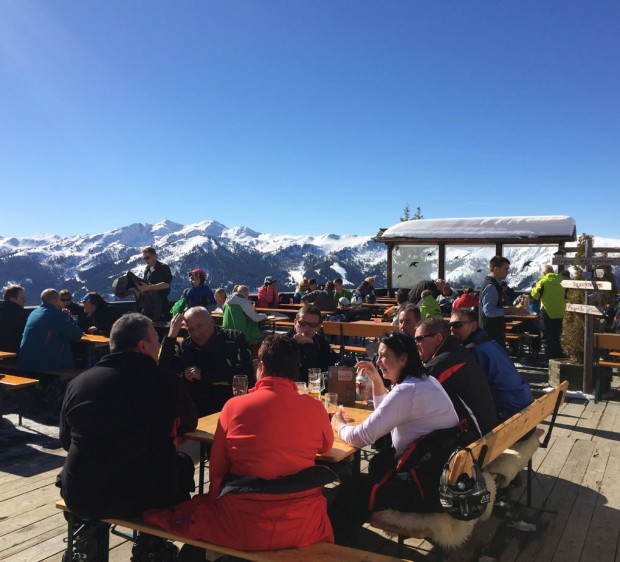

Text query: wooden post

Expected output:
[583,238,594,393]
[386,243,393,291]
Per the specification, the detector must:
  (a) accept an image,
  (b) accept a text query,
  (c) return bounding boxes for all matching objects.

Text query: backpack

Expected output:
[368,425,473,514]
[112,270,142,299]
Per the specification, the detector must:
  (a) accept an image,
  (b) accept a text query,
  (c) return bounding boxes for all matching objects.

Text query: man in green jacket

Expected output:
[531,265,566,360]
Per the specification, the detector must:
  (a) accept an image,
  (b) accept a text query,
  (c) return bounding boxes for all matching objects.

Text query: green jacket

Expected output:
[531,273,565,319]
[419,296,443,319]
[333,288,353,303]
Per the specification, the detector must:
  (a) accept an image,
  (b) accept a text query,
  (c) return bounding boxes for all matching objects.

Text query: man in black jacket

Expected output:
[160,306,254,416]
[288,304,337,379]
[0,285,28,353]
[137,246,173,321]
[59,313,197,561]
[415,317,497,438]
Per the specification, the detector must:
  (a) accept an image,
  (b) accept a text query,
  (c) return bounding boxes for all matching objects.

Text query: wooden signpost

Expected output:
[556,241,616,395]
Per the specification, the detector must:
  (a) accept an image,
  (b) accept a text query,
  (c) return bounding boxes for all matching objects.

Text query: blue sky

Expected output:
[1,1,618,239]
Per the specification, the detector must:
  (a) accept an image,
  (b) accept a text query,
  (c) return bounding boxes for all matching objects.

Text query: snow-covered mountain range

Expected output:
[0,220,618,306]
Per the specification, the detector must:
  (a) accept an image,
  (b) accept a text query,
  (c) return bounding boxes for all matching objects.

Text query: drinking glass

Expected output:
[307,368,324,399]
[232,375,248,396]
[324,393,338,419]
[296,381,308,394]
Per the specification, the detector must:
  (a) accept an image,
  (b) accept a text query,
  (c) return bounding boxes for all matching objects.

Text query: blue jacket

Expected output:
[186,285,215,309]
[17,303,83,372]
[463,328,534,423]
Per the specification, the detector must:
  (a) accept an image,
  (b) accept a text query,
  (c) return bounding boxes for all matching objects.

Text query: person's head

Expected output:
[263,276,277,287]
[489,256,510,280]
[398,304,421,338]
[421,289,432,299]
[325,280,335,293]
[189,268,206,287]
[41,288,61,309]
[256,335,300,381]
[59,289,74,309]
[449,308,479,343]
[308,279,318,291]
[294,304,321,338]
[462,286,472,295]
[214,287,227,306]
[334,278,344,292]
[542,264,554,275]
[560,269,571,279]
[82,292,106,314]
[414,317,449,362]
[3,285,25,307]
[109,313,160,363]
[377,331,426,385]
[365,276,375,287]
[434,278,447,292]
[141,246,157,268]
[184,306,214,347]
[395,288,408,305]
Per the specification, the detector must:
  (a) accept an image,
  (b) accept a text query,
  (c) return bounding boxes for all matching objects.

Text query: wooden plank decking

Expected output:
[1,386,619,561]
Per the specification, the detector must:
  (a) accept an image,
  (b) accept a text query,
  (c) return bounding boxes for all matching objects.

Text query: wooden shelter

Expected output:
[373,215,577,290]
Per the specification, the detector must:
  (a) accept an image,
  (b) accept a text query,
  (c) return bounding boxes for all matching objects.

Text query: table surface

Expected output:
[184,404,374,464]
[0,351,17,360]
[80,334,110,344]
[349,320,393,327]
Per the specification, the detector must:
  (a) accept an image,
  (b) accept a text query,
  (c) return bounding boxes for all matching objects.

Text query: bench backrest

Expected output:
[594,333,620,352]
[321,321,343,337]
[340,322,394,339]
[446,380,568,485]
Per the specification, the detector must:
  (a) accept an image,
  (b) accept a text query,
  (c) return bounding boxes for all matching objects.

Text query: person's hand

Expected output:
[355,360,381,383]
[184,366,202,381]
[168,313,185,338]
[138,283,149,294]
[293,332,313,345]
[87,326,98,334]
[331,410,347,432]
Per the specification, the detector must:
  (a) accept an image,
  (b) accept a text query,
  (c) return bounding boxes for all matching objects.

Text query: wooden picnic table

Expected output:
[79,334,111,367]
[348,320,395,338]
[185,404,373,494]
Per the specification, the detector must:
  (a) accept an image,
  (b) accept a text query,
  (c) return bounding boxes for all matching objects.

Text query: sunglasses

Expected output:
[143,255,153,261]
[297,320,320,329]
[414,333,437,343]
[61,297,72,302]
[448,321,470,329]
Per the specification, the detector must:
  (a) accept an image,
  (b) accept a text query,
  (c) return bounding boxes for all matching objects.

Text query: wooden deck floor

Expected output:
[1,387,619,562]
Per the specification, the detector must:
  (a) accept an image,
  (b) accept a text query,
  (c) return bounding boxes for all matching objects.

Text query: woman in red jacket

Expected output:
[144,335,336,552]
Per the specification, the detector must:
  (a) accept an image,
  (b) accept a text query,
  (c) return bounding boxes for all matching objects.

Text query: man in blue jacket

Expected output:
[17,288,83,372]
[449,308,533,423]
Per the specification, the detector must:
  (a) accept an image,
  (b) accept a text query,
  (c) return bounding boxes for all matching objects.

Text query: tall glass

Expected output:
[307,368,323,399]
[232,375,248,396]
[324,392,338,419]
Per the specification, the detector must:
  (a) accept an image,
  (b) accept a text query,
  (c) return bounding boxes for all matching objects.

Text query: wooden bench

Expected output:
[0,373,39,425]
[505,332,540,357]
[368,381,569,558]
[323,320,393,362]
[56,500,409,562]
[594,333,620,400]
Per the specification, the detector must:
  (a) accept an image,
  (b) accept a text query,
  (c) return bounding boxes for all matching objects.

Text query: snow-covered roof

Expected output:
[378,215,576,242]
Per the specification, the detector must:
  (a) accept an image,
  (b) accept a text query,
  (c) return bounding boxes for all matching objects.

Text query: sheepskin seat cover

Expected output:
[368,472,496,550]
[483,427,544,489]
